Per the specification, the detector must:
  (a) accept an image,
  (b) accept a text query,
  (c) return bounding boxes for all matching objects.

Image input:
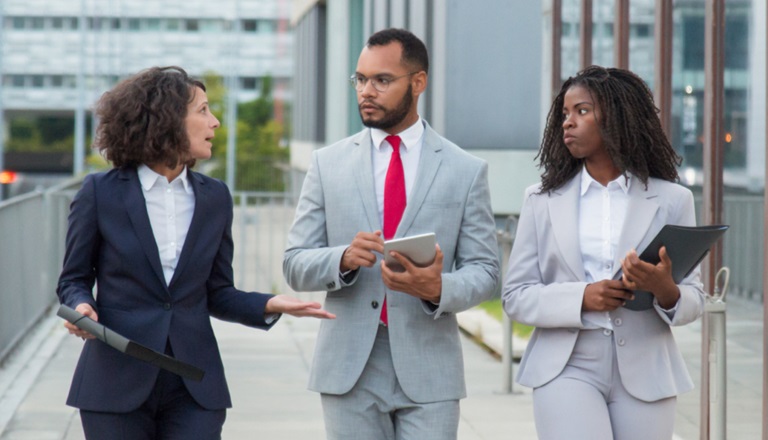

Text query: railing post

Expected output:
[497,216,517,394]
[706,267,729,440]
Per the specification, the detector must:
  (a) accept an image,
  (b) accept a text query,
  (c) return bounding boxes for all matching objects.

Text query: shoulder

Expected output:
[646,177,693,200]
[317,130,367,157]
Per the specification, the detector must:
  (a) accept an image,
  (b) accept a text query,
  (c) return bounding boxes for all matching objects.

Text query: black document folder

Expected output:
[613,224,729,311]
[57,305,205,381]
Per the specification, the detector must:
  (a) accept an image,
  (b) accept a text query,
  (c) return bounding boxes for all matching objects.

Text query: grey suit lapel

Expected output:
[616,178,660,261]
[548,175,584,280]
[352,130,382,232]
[120,167,168,290]
[397,123,442,237]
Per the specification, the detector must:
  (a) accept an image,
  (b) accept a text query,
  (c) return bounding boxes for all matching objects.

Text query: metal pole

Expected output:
[763,0,768,435]
[579,0,593,70]
[0,1,5,202]
[653,0,673,137]
[706,268,729,440]
[74,0,87,176]
[497,216,517,394]
[701,1,725,439]
[551,0,562,100]
[614,0,629,69]
[225,1,240,192]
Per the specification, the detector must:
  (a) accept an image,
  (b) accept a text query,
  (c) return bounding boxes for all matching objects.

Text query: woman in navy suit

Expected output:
[57,66,333,440]
[502,66,705,440]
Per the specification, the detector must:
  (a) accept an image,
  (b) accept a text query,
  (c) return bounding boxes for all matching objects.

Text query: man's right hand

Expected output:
[64,303,99,340]
[340,230,385,272]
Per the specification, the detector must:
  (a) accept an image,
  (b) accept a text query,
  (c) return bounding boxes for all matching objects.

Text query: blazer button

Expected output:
[163,303,172,310]
[371,300,379,309]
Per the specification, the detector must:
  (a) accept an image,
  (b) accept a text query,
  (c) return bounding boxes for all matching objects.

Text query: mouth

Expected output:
[359,101,382,112]
[563,134,576,144]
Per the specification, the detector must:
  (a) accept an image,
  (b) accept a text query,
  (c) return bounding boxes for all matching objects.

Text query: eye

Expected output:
[376,77,391,87]
[578,108,589,115]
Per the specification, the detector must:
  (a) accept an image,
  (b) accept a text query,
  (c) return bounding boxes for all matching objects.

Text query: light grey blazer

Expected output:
[502,173,705,402]
[283,121,499,403]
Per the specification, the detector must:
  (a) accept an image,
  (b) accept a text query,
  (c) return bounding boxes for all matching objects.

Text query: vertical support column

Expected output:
[74,0,87,176]
[579,0,593,69]
[701,0,725,439]
[0,0,5,201]
[552,0,562,99]
[763,1,768,435]
[653,0,673,136]
[614,0,629,69]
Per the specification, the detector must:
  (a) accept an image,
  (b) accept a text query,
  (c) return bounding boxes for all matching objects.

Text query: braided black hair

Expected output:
[537,65,681,193]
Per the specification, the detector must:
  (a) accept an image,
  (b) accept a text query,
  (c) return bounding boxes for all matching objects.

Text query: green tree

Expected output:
[205,74,289,192]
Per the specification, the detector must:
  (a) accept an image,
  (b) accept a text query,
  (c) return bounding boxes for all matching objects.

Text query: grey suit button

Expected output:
[617,338,626,346]
[163,303,171,310]
[326,281,336,289]
[614,318,623,326]
[371,301,379,309]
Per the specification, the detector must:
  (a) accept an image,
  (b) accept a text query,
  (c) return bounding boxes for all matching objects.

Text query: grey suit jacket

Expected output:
[283,121,499,403]
[502,172,705,402]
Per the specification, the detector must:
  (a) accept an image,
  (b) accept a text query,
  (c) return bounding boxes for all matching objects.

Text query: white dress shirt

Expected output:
[370,117,424,228]
[138,164,195,286]
[579,167,631,330]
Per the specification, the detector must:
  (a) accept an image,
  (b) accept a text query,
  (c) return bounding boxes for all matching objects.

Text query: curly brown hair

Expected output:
[93,66,206,169]
[537,65,681,193]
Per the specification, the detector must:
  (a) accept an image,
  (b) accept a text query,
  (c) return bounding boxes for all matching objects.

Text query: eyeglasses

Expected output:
[348,71,419,93]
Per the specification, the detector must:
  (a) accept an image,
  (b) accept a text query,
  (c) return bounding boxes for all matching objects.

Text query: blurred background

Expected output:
[0,1,764,438]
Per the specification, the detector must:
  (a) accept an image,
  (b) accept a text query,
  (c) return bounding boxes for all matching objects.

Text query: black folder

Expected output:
[613,224,729,311]
[57,305,205,381]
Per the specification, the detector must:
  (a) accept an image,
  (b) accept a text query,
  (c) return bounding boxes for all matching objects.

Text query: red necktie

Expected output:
[381,135,405,326]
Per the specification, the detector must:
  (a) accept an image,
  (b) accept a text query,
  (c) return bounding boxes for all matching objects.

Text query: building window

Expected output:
[51,17,63,29]
[146,18,161,30]
[12,75,25,87]
[128,18,141,31]
[632,23,651,38]
[199,19,224,32]
[110,18,122,30]
[12,17,25,30]
[185,19,199,31]
[30,75,44,88]
[242,19,258,32]
[241,77,259,90]
[167,19,181,31]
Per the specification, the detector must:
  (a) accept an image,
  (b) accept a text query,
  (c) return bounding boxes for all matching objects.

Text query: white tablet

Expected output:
[383,232,437,272]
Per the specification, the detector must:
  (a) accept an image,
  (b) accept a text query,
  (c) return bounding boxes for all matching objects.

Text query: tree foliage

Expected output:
[204,73,289,192]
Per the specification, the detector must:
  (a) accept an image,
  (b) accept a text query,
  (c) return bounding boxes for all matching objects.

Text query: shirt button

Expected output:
[166,188,172,193]
[617,338,626,346]
[371,301,379,309]
[163,303,172,310]
[614,318,623,326]
[603,329,612,336]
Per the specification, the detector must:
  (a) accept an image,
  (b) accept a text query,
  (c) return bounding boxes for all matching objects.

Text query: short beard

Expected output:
[359,84,413,130]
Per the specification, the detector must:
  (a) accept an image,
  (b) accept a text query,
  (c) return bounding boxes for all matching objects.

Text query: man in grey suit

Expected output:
[283,28,499,440]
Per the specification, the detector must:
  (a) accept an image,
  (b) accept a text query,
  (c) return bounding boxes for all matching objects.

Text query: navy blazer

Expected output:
[57,167,276,412]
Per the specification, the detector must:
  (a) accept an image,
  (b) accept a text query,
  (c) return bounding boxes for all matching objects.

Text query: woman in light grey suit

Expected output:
[502,66,705,440]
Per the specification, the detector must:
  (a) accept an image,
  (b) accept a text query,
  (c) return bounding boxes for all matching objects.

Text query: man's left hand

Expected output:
[381,244,443,303]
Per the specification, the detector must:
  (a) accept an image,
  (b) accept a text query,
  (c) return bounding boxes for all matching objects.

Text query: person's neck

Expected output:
[149,163,184,182]
[384,112,419,136]
[584,161,621,186]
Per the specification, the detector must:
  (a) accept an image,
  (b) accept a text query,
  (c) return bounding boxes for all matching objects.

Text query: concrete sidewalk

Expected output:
[0,293,763,439]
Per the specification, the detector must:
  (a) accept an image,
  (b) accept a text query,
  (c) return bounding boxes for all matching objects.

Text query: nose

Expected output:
[211,114,220,129]
[359,79,377,97]
[562,114,574,129]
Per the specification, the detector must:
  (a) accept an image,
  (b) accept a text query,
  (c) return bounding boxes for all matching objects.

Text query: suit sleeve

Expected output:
[206,181,277,329]
[283,150,349,292]
[652,188,705,326]
[431,161,500,317]
[57,174,100,311]
[501,188,587,329]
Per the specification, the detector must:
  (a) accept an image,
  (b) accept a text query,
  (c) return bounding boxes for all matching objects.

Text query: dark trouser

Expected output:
[80,354,225,440]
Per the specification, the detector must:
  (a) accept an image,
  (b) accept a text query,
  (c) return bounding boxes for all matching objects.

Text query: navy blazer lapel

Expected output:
[397,122,442,237]
[352,130,383,232]
[170,171,208,288]
[548,175,584,280]
[120,167,167,289]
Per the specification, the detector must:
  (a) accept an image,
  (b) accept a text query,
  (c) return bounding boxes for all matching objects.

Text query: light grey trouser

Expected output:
[532,328,677,440]
[321,325,460,440]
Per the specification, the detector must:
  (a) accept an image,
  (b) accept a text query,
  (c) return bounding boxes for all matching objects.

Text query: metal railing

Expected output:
[0,178,80,364]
